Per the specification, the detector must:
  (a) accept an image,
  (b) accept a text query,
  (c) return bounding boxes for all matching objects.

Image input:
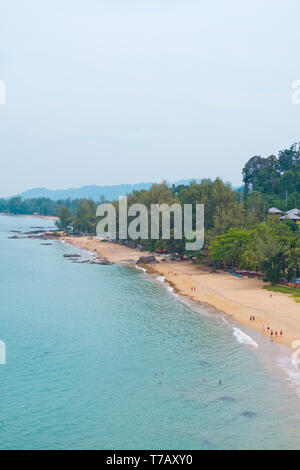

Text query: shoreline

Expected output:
[62,236,300,351]
[0,213,59,220]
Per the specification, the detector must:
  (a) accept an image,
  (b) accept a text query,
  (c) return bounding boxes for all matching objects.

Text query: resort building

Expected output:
[286,208,300,216]
[268,207,283,215]
[268,207,300,226]
[280,208,300,226]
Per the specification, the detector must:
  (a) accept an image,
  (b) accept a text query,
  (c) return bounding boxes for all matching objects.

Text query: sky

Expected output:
[1,0,300,197]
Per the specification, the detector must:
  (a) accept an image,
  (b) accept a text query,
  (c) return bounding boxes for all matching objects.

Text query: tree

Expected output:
[8,197,24,214]
[72,199,98,234]
[56,206,73,231]
[252,220,297,284]
[242,144,300,210]
[209,228,255,269]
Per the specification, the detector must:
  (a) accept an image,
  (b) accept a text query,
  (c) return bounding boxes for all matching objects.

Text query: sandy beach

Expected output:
[0,213,59,220]
[63,236,300,350]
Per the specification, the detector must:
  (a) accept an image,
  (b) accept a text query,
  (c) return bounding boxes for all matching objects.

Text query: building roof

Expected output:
[286,208,300,216]
[281,213,300,221]
[268,207,282,214]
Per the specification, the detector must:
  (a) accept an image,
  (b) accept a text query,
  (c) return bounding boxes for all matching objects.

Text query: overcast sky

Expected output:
[1,0,300,196]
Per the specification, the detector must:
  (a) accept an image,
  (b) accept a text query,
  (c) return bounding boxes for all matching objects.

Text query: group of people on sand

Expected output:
[191,287,197,292]
[167,271,177,276]
[264,324,283,338]
[250,315,283,339]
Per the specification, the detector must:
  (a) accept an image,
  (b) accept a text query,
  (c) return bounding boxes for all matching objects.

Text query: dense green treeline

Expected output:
[0,196,81,217]
[209,220,300,284]
[56,178,253,243]
[243,143,300,211]
[56,199,98,233]
[119,179,260,254]
[0,195,102,234]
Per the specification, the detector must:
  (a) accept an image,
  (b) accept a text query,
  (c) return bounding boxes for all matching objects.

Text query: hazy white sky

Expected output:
[1,0,300,196]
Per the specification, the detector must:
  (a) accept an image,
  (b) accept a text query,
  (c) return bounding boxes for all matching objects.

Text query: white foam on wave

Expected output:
[233,327,258,348]
[135,265,147,273]
[166,284,174,293]
[135,267,177,297]
[277,355,300,398]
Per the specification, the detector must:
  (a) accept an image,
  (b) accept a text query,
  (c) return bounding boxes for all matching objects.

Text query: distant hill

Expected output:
[13,180,242,202]
[14,181,197,202]
[16,183,154,202]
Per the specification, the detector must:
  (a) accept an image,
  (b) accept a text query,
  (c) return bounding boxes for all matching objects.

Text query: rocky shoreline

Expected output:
[7,230,114,266]
[63,252,113,265]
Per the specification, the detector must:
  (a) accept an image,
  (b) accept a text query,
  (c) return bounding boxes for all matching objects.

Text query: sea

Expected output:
[0,214,299,450]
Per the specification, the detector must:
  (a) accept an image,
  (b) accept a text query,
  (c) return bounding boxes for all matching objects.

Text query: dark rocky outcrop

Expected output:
[25,230,48,234]
[72,257,113,265]
[136,255,157,264]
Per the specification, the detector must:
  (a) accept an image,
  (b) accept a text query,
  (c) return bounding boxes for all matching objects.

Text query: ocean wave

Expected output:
[156,275,175,294]
[277,356,300,398]
[135,265,147,273]
[134,265,178,300]
[233,327,258,348]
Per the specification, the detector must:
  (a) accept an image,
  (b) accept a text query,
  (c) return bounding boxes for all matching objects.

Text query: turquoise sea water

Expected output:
[0,215,300,450]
